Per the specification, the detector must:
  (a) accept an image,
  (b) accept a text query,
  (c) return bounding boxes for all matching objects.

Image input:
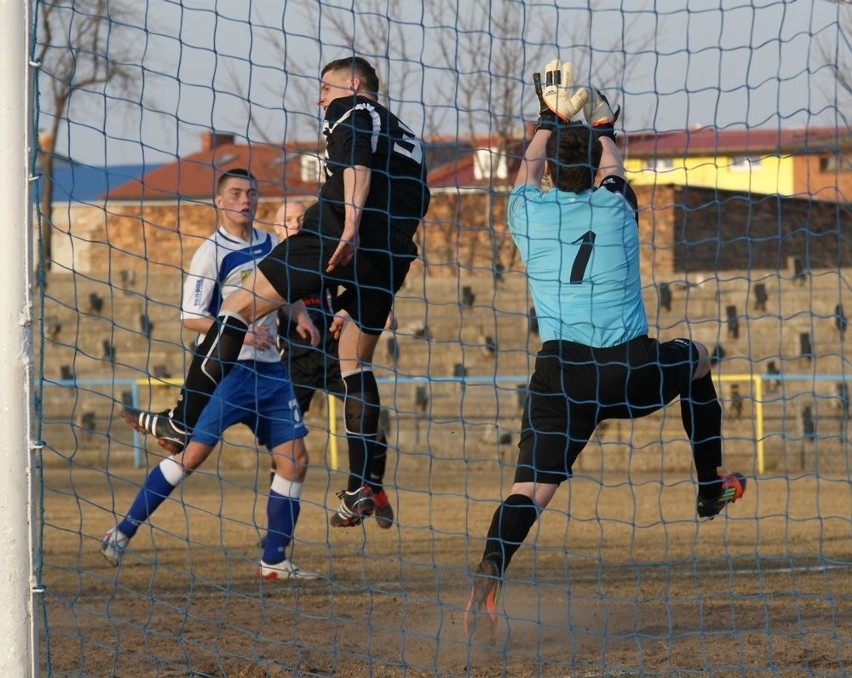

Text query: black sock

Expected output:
[171,312,249,429]
[482,494,539,576]
[343,370,380,493]
[680,372,723,494]
[367,430,388,492]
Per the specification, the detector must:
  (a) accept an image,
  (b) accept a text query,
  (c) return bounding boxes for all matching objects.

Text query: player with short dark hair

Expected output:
[322,56,380,98]
[104,168,320,580]
[464,60,746,634]
[121,56,430,528]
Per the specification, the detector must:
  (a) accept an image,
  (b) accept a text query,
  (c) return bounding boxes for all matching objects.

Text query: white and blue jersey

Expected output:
[181,226,279,363]
[181,225,306,447]
[508,176,648,348]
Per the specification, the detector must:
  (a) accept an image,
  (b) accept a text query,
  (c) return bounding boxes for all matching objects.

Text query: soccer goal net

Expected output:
[25,0,851,675]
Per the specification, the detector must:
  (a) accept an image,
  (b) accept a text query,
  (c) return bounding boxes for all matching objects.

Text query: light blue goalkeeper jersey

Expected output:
[507,179,648,348]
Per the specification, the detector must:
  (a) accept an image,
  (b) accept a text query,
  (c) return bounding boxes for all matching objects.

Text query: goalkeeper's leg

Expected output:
[465,400,593,634]
[678,344,746,518]
[681,369,747,518]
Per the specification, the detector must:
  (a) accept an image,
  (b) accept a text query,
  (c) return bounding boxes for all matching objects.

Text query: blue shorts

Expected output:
[191,360,307,450]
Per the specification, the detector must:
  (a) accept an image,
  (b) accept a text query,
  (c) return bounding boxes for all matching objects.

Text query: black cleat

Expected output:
[464,559,501,636]
[372,489,394,529]
[121,406,187,455]
[697,472,747,519]
[330,486,375,527]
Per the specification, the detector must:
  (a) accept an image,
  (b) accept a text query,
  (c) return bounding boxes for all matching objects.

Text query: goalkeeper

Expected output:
[465,61,747,634]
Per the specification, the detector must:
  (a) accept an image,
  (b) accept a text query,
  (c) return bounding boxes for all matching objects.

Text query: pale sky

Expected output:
[42,0,850,166]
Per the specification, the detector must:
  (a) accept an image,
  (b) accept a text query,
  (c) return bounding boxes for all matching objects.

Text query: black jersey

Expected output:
[304,95,431,249]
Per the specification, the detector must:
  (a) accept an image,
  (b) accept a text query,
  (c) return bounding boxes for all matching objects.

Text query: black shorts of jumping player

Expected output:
[283,338,345,415]
[515,335,699,484]
[258,227,416,336]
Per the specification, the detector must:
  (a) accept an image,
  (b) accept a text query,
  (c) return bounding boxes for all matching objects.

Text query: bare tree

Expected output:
[224,1,655,273]
[425,1,653,165]
[228,0,427,145]
[818,7,851,105]
[423,1,656,271]
[35,0,142,269]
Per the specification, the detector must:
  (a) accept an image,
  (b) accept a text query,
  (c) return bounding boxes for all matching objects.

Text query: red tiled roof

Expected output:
[624,126,845,157]
[426,126,847,186]
[104,126,847,199]
[102,137,324,201]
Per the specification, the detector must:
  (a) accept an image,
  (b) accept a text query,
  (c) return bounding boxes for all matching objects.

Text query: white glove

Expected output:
[583,88,620,128]
[540,60,589,122]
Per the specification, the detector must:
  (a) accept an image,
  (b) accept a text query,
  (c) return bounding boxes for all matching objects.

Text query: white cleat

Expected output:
[257,559,320,581]
[100,527,129,567]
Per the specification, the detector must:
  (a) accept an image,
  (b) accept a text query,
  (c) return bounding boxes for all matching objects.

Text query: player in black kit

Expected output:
[272,199,394,528]
[122,56,430,528]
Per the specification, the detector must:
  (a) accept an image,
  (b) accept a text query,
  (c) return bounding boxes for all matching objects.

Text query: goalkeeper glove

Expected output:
[583,88,620,142]
[534,60,588,128]
[533,72,557,130]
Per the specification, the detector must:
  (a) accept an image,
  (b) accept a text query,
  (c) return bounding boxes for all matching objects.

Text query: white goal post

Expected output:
[0,0,36,675]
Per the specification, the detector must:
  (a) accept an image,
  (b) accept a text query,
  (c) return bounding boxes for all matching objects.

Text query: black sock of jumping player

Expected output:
[481,494,539,576]
[680,372,723,496]
[343,370,381,493]
[171,312,249,429]
[367,430,388,492]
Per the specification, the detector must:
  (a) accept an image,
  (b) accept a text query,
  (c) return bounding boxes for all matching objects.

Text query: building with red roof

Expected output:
[102,132,324,204]
[48,125,848,278]
[623,126,850,202]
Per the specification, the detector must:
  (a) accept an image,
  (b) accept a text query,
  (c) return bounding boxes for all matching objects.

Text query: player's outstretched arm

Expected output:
[597,136,626,182]
[514,129,551,189]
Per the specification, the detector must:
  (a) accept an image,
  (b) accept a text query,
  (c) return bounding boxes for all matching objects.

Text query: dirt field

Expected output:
[37,437,851,677]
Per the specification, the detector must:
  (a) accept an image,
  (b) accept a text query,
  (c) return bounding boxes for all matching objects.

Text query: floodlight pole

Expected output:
[0,0,36,675]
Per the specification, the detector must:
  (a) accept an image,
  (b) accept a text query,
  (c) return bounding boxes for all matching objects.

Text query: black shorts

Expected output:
[515,336,698,485]
[282,341,345,415]
[258,230,416,335]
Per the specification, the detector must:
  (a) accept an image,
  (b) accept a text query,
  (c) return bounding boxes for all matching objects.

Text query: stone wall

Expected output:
[665,185,851,274]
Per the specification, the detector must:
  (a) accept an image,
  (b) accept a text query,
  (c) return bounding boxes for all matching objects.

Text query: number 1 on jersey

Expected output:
[570,231,596,284]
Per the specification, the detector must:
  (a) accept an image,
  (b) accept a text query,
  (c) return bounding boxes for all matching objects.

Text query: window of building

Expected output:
[819,154,852,172]
[643,158,674,172]
[214,152,238,166]
[473,148,508,181]
[300,154,323,183]
[730,156,762,172]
